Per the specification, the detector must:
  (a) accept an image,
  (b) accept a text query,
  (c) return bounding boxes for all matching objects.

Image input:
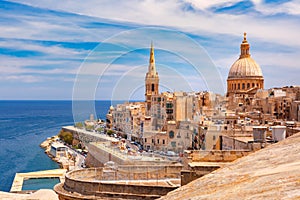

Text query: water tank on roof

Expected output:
[253,126,267,143]
[272,126,286,142]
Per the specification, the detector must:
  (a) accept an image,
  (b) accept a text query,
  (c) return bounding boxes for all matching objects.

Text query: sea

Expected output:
[0,100,120,192]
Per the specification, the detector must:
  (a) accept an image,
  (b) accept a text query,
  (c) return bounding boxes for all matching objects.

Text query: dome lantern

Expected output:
[240,32,250,59]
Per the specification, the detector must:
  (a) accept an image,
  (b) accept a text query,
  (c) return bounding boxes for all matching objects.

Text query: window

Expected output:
[152,139,154,144]
[151,84,155,92]
[247,83,250,88]
[163,139,165,145]
[145,138,147,143]
[166,109,173,114]
[242,83,245,89]
[171,141,176,147]
[186,132,189,139]
[252,83,255,87]
[166,103,173,108]
[157,139,160,144]
[169,131,174,138]
[238,83,240,89]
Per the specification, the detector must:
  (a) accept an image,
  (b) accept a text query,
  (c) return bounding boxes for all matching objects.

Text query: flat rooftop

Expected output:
[92,142,169,162]
[102,179,180,187]
[188,162,228,168]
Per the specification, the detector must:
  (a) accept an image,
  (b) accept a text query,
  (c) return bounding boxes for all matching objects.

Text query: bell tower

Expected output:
[145,42,159,112]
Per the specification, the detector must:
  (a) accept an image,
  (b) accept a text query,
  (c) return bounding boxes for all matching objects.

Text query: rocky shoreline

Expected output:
[40,136,74,170]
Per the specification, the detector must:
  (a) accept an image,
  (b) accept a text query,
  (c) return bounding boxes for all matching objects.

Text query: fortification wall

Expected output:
[85,143,130,167]
[54,167,180,200]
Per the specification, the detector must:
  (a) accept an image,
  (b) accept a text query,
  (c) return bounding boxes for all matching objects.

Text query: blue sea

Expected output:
[0,100,117,192]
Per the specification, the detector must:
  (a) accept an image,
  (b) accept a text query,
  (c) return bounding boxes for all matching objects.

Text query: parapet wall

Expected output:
[66,167,181,182]
[183,150,251,169]
[54,167,180,200]
[62,127,104,144]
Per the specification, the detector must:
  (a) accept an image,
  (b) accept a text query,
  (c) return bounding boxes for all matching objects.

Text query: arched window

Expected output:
[238,83,240,89]
[169,131,174,138]
[151,84,155,92]
[242,83,245,89]
[247,83,250,88]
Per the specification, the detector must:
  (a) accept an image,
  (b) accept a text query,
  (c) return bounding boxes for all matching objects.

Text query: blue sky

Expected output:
[0,0,299,100]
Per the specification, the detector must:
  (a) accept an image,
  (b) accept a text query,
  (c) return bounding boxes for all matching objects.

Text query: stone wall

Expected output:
[84,153,104,168]
[221,135,250,150]
[181,167,219,186]
[183,149,251,169]
[85,142,130,167]
[55,181,174,200]
[62,127,104,145]
[86,142,176,167]
[54,167,180,200]
[66,167,181,182]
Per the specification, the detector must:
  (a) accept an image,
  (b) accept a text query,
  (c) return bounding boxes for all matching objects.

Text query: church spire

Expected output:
[145,42,159,112]
[240,32,250,59]
[148,41,156,75]
[149,41,155,63]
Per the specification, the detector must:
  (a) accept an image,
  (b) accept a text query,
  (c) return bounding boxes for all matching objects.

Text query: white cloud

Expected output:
[0,40,87,57]
[184,0,243,11]
[7,0,300,48]
[251,0,300,15]
[0,55,79,75]
[0,75,41,83]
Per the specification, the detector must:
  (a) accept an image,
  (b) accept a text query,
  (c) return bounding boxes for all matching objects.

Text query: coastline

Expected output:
[40,134,85,171]
[40,136,66,168]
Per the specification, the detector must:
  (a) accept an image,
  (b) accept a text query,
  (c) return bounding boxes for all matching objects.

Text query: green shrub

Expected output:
[75,122,83,128]
[58,130,73,145]
[107,129,114,136]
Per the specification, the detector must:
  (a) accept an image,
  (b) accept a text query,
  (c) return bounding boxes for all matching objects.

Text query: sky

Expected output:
[0,0,299,100]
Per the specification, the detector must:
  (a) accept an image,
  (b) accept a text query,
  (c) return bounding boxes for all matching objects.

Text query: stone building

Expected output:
[252,87,300,122]
[111,102,146,141]
[227,33,264,109]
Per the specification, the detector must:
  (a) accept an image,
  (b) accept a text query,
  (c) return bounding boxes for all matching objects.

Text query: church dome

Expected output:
[228,33,263,79]
[228,57,263,78]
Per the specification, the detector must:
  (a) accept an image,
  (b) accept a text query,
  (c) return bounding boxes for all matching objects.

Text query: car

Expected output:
[166,151,176,156]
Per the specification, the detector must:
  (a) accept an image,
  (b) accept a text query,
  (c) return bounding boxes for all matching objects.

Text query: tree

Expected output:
[107,129,114,136]
[97,127,103,132]
[86,125,94,131]
[75,122,83,128]
[58,130,73,145]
